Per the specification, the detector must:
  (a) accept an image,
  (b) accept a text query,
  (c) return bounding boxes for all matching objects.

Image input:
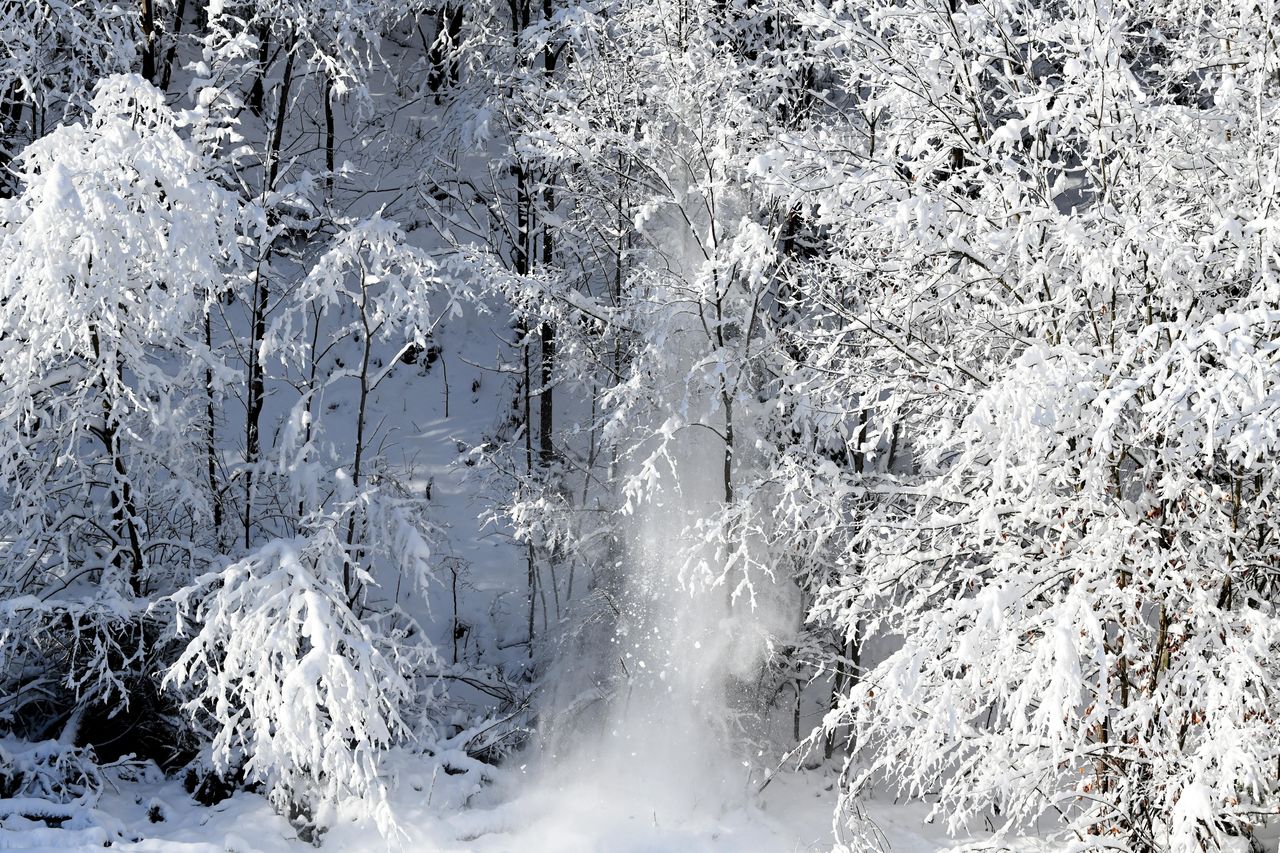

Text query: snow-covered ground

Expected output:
[4,754,961,853]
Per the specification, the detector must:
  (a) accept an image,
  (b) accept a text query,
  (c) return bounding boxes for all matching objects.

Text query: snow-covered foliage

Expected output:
[0,737,103,807]
[167,532,419,838]
[268,0,400,86]
[0,1,139,137]
[0,737,117,846]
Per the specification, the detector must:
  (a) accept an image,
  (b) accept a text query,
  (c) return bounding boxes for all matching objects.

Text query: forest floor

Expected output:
[6,753,1022,852]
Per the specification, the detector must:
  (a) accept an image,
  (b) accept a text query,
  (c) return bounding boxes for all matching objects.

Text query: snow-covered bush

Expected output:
[0,737,116,845]
[167,528,422,840]
[0,737,102,807]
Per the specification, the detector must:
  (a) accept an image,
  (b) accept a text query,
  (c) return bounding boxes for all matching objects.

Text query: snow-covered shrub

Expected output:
[0,737,101,807]
[167,526,423,840]
[0,737,122,847]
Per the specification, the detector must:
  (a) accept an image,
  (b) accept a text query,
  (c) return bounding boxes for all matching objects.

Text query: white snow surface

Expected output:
[3,752,974,852]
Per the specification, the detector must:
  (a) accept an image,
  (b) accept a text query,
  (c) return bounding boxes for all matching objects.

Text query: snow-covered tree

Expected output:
[167,530,423,841]
[167,214,469,838]
[0,74,238,751]
[762,0,1280,847]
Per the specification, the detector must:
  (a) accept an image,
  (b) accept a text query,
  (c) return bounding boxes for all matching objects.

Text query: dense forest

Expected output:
[1,0,1279,850]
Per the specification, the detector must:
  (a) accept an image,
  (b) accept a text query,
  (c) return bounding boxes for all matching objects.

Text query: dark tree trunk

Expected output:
[243,43,295,547]
[515,163,536,655]
[323,74,334,198]
[249,24,271,114]
[538,184,555,469]
[89,325,145,596]
[159,0,188,92]
[343,278,374,605]
[427,4,464,98]
[140,0,156,81]
[205,311,221,539]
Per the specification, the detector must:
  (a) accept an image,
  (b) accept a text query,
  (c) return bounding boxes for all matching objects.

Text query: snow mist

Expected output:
[527,429,785,844]
[517,117,800,843]
[531,287,793,841]
[606,424,781,819]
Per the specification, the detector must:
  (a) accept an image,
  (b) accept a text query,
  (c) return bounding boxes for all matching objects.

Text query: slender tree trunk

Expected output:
[324,74,335,200]
[538,267,555,464]
[344,271,374,605]
[721,384,735,614]
[507,0,538,657]
[89,324,145,596]
[514,155,537,655]
[722,393,734,504]
[428,4,464,99]
[824,631,848,761]
[243,267,267,548]
[451,565,460,664]
[243,44,296,548]
[249,24,271,114]
[159,0,187,91]
[537,0,557,470]
[264,45,295,191]
[826,408,870,758]
[298,304,322,521]
[205,311,221,539]
[710,272,736,610]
